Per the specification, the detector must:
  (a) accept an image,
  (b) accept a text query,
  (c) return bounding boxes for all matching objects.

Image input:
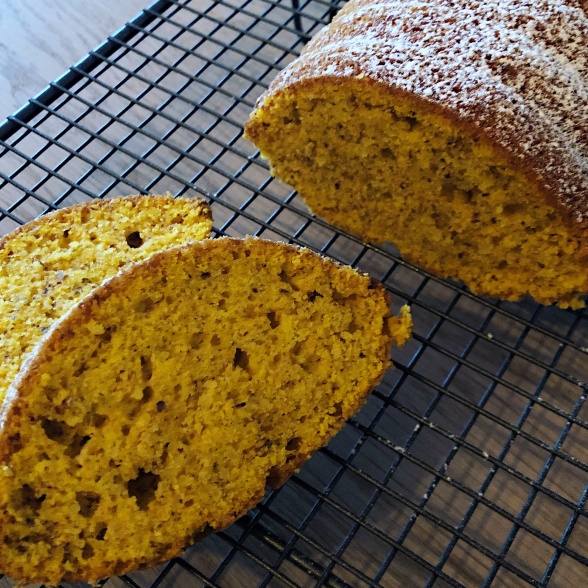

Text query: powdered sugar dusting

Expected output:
[260,0,588,226]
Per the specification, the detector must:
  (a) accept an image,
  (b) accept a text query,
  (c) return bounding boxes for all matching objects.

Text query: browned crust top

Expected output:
[253,0,588,230]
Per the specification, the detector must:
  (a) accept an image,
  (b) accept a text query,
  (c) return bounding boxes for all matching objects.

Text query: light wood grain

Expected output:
[0,0,147,123]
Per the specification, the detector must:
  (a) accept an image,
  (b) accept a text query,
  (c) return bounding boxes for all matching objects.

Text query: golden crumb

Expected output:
[0,237,410,585]
[245,80,588,308]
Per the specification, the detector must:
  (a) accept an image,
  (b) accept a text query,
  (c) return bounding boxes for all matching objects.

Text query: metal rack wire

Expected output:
[0,0,586,586]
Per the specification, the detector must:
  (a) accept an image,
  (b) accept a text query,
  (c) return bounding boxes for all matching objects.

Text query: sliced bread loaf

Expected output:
[0,195,212,405]
[0,237,411,585]
[245,0,588,308]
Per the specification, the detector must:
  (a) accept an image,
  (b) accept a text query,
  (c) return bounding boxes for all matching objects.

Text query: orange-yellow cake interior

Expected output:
[245,80,588,308]
[0,237,411,585]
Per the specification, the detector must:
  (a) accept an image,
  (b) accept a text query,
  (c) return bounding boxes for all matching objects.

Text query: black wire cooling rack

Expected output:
[0,1,587,586]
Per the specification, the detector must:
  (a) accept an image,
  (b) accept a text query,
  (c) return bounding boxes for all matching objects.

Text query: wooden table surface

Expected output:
[0,0,148,125]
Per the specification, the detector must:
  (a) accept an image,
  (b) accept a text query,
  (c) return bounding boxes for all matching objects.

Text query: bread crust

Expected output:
[246,0,588,237]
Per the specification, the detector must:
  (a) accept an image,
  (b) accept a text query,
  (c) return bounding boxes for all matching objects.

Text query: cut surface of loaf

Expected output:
[0,237,411,585]
[0,195,212,406]
[245,0,588,308]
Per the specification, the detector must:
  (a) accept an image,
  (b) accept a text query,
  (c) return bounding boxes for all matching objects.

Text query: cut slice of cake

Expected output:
[245,0,588,308]
[0,237,411,585]
[0,194,212,406]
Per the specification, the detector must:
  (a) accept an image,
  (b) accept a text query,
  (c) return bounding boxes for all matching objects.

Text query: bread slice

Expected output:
[0,237,411,585]
[0,195,212,406]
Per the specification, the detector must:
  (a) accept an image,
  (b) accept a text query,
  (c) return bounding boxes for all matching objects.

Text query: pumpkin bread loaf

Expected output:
[0,195,212,406]
[245,0,588,308]
[0,237,411,585]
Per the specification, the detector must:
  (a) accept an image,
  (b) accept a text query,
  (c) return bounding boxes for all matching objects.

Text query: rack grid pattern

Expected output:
[0,1,587,586]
